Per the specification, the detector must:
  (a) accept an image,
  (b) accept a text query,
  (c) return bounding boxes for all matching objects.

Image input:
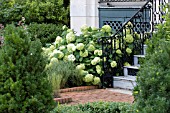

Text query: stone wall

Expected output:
[70,0,99,34]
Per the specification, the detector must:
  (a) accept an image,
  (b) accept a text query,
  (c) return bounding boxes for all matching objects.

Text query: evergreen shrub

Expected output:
[52,102,135,113]
[134,5,170,113]
[0,24,55,113]
[27,23,63,46]
[0,0,70,25]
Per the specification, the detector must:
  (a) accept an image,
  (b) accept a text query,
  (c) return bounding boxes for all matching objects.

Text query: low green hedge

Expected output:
[27,23,63,46]
[52,102,135,113]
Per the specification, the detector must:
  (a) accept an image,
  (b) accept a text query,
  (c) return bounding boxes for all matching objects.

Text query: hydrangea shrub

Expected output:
[43,24,136,85]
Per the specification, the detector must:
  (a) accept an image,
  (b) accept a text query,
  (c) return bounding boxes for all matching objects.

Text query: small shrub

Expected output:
[0,24,55,112]
[52,102,135,113]
[27,23,63,46]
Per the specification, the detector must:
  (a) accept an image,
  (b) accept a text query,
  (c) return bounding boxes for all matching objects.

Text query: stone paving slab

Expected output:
[60,89,134,105]
[107,88,133,95]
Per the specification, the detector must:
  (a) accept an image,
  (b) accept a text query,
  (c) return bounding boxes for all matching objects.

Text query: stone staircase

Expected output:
[113,45,147,90]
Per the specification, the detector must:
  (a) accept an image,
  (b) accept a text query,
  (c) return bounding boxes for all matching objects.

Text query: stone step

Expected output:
[124,65,139,76]
[134,55,145,66]
[113,76,136,90]
[143,44,147,55]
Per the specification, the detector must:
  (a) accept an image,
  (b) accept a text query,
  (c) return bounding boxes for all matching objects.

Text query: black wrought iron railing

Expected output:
[99,0,146,3]
[100,0,168,87]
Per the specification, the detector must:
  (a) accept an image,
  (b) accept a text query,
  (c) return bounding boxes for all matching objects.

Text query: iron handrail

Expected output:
[100,0,151,87]
[98,0,150,43]
[99,0,137,3]
[110,0,150,38]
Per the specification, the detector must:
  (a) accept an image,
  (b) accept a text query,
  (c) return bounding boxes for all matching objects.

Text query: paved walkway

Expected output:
[60,89,134,105]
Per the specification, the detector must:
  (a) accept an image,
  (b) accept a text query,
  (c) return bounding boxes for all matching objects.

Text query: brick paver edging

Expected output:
[59,86,99,93]
[54,97,72,104]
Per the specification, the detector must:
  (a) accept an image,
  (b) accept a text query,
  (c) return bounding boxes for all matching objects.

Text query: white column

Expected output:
[70,0,99,35]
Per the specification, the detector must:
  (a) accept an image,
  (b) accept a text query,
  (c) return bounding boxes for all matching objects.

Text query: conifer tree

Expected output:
[0,25,55,113]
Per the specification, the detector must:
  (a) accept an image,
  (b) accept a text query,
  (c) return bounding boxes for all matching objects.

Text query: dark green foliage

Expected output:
[134,41,170,113]
[52,102,135,113]
[27,23,63,46]
[0,0,70,26]
[134,5,170,113]
[0,25,55,113]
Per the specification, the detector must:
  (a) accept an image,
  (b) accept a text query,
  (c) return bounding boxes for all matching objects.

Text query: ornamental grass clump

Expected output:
[45,60,83,90]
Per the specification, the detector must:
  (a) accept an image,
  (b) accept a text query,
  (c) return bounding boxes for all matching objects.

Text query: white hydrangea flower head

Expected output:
[91,60,97,65]
[124,62,131,66]
[80,50,88,57]
[59,45,66,50]
[126,48,132,54]
[91,26,98,31]
[67,54,76,62]
[116,49,122,54]
[66,32,75,43]
[88,44,95,51]
[125,34,134,43]
[52,50,64,59]
[76,64,85,70]
[80,70,88,76]
[55,36,63,44]
[96,65,102,74]
[67,43,76,52]
[94,50,99,55]
[76,43,85,50]
[67,29,74,33]
[84,74,94,82]
[94,57,101,63]
[49,45,55,51]
[50,57,58,63]
[42,47,46,51]
[63,55,68,61]
[43,48,52,56]
[127,22,133,28]
[101,25,112,33]
[98,50,102,56]
[62,25,67,30]
[110,61,117,68]
[81,24,89,33]
[89,41,95,45]
[91,57,101,65]
[93,77,101,85]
